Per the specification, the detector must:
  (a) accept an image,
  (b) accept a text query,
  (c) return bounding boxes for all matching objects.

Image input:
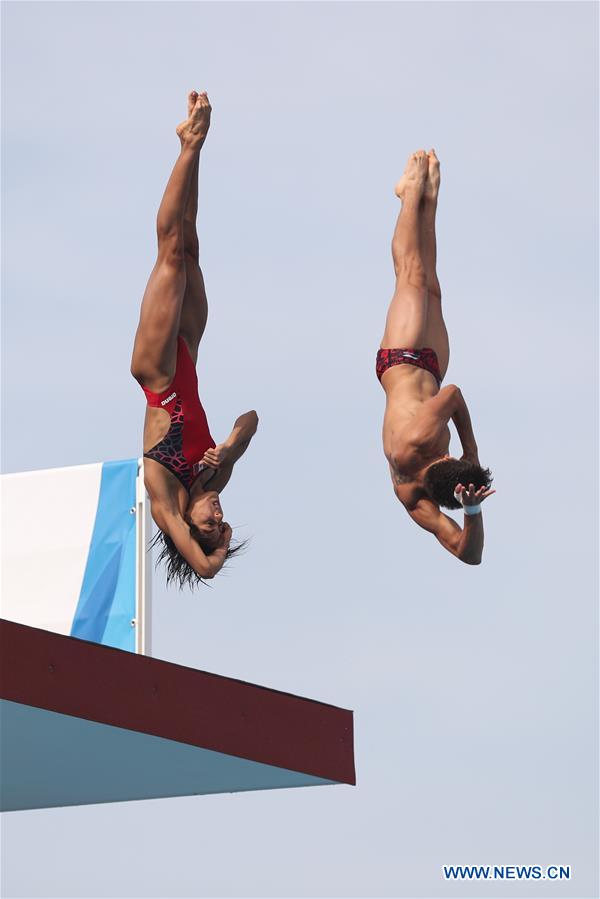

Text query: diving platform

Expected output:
[0,619,355,811]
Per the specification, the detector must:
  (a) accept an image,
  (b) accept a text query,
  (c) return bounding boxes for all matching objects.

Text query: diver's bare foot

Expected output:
[176,91,211,149]
[394,150,428,201]
[178,91,199,148]
[187,90,199,119]
[424,149,440,203]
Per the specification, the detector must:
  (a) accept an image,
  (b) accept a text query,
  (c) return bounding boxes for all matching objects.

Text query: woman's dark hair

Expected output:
[423,459,493,510]
[150,525,248,590]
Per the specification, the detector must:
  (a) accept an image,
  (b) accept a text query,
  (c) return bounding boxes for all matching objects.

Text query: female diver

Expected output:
[130,91,258,587]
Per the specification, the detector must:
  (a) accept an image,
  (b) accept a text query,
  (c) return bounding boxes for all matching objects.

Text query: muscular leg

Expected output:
[131,94,210,391]
[381,151,429,349]
[420,150,449,378]
[178,93,209,365]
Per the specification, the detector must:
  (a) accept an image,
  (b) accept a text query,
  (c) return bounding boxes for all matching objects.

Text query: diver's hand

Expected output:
[201,444,231,470]
[216,522,232,549]
[204,523,233,577]
[454,483,496,507]
[460,450,480,465]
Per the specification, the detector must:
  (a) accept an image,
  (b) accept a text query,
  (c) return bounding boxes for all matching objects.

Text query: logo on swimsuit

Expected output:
[160,392,177,406]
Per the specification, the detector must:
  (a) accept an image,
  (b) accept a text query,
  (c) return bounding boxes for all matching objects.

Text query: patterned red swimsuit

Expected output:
[141,337,215,491]
[376,347,442,387]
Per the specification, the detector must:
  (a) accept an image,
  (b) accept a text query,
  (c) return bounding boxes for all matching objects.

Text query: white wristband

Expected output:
[454,489,482,515]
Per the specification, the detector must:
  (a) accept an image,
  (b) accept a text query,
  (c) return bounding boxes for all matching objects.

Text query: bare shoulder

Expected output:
[389,465,425,510]
[404,495,462,557]
[389,467,451,531]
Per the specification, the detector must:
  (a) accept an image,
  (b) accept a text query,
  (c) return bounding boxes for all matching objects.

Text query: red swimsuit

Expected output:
[141,337,215,491]
[376,347,442,387]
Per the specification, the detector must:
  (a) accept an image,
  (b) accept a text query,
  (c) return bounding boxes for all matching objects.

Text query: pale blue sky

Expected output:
[1,2,598,897]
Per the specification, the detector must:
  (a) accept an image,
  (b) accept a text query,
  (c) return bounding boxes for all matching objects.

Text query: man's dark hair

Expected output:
[150,525,247,590]
[424,459,493,510]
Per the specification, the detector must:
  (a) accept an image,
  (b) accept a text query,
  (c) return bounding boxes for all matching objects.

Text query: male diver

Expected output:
[377,150,494,564]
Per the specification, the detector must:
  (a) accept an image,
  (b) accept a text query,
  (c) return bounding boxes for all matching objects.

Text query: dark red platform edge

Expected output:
[0,620,355,785]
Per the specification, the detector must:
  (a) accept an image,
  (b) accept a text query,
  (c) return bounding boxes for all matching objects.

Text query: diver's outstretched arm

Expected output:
[406,496,487,565]
[223,410,260,452]
[199,411,259,493]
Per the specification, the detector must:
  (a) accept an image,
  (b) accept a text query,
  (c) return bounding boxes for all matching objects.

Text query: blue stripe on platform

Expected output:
[70,459,138,651]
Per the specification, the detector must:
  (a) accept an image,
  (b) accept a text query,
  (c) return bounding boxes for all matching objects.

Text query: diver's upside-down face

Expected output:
[186,491,227,545]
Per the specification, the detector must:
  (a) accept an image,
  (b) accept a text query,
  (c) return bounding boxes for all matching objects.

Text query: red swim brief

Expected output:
[376,347,442,387]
